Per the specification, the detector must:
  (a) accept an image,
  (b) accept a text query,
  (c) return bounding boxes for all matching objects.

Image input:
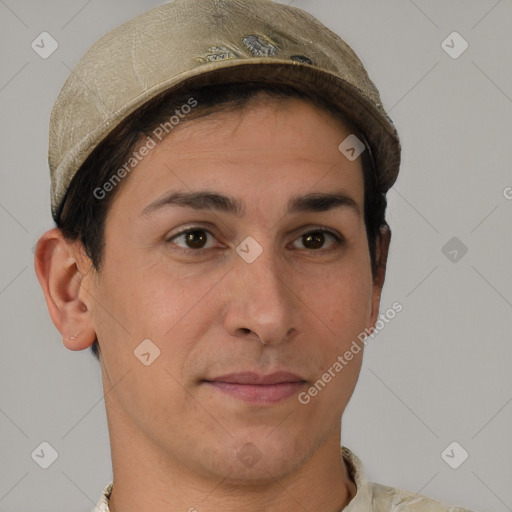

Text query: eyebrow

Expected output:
[140,190,361,218]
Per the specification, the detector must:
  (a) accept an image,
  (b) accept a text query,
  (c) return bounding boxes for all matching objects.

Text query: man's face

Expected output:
[80,96,384,481]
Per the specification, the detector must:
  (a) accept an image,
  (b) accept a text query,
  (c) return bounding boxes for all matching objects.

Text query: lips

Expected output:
[203,371,307,404]
[206,371,305,385]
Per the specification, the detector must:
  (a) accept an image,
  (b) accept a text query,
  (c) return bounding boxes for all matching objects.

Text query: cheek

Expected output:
[318,282,372,377]
[92,251,221,368]
[299,268,371,414]
[307,258,374,342]
[336,273,373,330]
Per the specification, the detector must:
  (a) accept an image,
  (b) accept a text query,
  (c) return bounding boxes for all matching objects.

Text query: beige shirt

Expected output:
[92,446,474,511]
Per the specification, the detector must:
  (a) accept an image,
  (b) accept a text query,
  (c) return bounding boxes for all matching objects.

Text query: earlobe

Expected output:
[34,228,97,351]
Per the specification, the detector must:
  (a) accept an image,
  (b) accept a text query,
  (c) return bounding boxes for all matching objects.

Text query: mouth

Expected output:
[203,371,307,404]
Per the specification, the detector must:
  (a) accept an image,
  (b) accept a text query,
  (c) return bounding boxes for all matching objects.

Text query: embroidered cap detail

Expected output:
[206,45,237,62]
[242,34,278,57]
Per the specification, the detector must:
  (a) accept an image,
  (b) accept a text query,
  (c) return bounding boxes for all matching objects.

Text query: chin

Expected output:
[213,430,315,483]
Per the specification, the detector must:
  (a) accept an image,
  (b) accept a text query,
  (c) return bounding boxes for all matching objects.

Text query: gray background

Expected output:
[1,0,511,511]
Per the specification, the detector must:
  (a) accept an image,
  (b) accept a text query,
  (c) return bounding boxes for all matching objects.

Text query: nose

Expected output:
[223,242,298,346]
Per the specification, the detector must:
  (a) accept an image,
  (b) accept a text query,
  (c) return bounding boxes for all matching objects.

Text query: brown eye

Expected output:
[168,229,217,251]
[291,230,341,251]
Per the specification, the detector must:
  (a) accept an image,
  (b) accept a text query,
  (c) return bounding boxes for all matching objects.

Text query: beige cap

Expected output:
[49,0,401,220]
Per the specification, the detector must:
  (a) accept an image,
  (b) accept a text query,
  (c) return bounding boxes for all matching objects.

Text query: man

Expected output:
[34,0,475,510]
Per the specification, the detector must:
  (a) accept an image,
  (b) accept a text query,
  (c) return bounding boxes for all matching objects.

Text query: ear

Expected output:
[368,225,391,329]
[34,228,97,351]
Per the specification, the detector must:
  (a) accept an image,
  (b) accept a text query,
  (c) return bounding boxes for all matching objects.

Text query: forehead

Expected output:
[169,93,355,148]
[108,96,365,218]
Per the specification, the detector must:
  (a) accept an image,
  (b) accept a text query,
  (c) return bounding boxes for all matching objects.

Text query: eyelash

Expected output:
[166,226,344,255]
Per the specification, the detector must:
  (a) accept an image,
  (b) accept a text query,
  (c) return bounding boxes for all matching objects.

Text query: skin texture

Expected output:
[35,94,390,512]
